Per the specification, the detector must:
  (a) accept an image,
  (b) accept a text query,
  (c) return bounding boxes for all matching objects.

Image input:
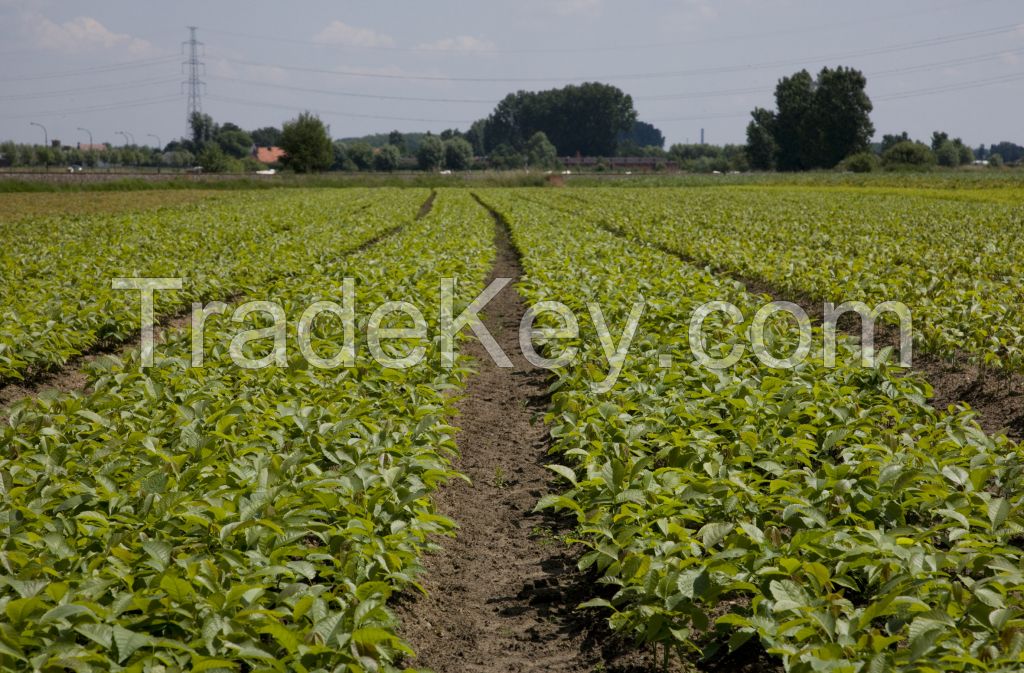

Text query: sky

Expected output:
[1,0,1022,149]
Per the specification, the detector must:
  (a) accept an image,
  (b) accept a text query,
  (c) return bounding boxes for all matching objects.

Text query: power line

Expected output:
[0,56,178,83]
[205,75,495,104]
[0,76,181,103]
[875,70,1024,101]
[646,70,1024,122]
[213,22,1024,84]
[640,46,1024,103]
[0,95,183,121]
[204,94,474,124]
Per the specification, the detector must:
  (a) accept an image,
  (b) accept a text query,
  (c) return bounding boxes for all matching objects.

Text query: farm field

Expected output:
[533,186,1024,372]
[1,183,1023,672]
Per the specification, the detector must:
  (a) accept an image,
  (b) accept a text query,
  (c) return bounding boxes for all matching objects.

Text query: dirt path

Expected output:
[398,204,663,673]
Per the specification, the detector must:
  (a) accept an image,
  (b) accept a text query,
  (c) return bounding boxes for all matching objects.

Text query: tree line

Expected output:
[4,70,1018,173]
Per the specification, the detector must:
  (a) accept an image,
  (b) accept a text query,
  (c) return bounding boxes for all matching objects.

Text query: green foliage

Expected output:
[481,82,637,157]
[745,107,778,170]
[250,126,283,148]
[346,142,374,171]
[189,112,216,148]
[882,141,936,168]
[417,135,444,171]
[617,121,666,153]
[839,151,880,173]
[196,143,232,173]
[525,132,558,168]
[748,67,874,170]
[387,130,405,154]
[881,132,911,153]
[214,124,254,159]
[989,153,1004,167]
[936,141,961,167]
[373,144,401,172]
[480,187,1024,672]
[279,111,333,174]
[545,185,1024,371]
[488,143,525,170]
[443,137,474,171]
[670,144,748,173]
[0,190,494,670]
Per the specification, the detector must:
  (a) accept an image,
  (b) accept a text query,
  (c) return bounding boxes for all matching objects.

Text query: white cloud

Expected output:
[313,20,395,47]
[416,35,496,52]
[24,13,154,55]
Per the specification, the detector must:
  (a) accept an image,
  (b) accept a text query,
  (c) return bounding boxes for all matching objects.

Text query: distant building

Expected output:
[253,146,286,165]
[77,143,107,152]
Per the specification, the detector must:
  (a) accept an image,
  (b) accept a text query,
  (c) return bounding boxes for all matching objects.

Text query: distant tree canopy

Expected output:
[250,126,282,147]
[279,111,333,173]
[417,135,445,171]
[746,66,874,171]
[881,132,910,154]
[373,144,401,172]
[443,137,474,171]
[387,130,405,154]
[988,141,1023,163]
[479,82,637,157]
[617,121,666,153]
[525,131,558,168]
[882,140,936,168]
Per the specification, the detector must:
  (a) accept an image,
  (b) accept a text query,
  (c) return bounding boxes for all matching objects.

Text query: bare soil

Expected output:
[397,202,677,672]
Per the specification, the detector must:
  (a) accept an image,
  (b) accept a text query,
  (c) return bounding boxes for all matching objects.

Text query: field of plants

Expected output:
[542,186,1024,371]
[1,183,1023,672]
[479,188,1024,672]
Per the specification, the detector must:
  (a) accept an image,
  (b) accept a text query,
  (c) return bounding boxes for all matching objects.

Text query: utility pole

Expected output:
[700,128,705,145]
[183,26,204,136]
[148,134,163,173]
[29,122,48,171]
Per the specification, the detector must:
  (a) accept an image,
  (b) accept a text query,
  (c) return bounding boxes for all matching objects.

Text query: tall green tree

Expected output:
[617,121,665,152]
[480,82,636,157]
[189,112,216,150]
[279,111,333,173]
[388,130,405,154]
[346,142,374,171]
[745,66,873,171]
[373,144,401,172]
[745,107,777,170]
[417,135,445,171]
[215,124,254,158]
[807,66,874,167]
[525,131,558,168]
[443,137,474,170]
[772,70,815,171]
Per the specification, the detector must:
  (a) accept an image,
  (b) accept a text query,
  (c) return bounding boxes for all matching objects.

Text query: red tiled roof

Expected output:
[254,146,287,164]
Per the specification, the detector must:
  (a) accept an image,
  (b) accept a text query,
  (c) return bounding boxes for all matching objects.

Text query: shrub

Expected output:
[882,141,935,169]
[840,151,880,173]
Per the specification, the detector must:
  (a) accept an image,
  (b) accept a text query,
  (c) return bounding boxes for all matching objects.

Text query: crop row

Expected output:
[0,190,494,671]
[479,189,1024,672]
[0,189,428,383]
[548,187,1024,372]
